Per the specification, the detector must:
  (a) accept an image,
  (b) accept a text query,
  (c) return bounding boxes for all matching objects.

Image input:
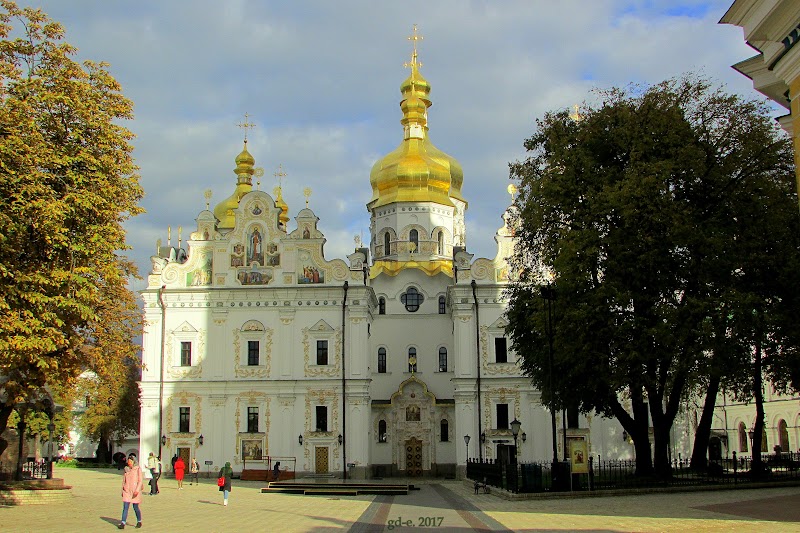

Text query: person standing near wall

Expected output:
[190,458,199,485]
[174,456,186,490]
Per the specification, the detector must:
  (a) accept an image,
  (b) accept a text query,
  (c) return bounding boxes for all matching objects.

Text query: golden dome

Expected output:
[274,186,290,227]
[367,46,463,210]
[213,141,255,229]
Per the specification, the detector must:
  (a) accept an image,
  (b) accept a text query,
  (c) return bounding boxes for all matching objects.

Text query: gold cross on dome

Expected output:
[236,112,256,141]
[274,164,286,188]
[303,187,312,208]
[507,184,518,203]
[404,24,423,69]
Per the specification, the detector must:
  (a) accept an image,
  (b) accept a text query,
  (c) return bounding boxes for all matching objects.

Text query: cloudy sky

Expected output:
[17,1,766,291]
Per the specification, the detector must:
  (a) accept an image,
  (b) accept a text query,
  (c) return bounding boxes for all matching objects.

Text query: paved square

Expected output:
[1,467,799,532]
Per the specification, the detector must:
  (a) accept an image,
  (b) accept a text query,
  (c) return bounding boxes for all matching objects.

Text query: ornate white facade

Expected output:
[138,41,639,478]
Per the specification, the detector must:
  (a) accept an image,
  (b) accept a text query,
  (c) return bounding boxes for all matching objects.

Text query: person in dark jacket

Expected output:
[218,462,233,506]
[272,461,280,481]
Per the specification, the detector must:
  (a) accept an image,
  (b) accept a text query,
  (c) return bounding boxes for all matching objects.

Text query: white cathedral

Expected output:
[138,41,647,479]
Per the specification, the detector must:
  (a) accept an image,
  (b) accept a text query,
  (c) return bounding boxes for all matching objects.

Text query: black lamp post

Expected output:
[464,435,470,462]
[510,418,521,461]
[47,421,55,479]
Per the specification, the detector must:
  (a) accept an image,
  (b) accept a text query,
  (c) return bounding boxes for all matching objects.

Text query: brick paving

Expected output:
[0,467,798,532]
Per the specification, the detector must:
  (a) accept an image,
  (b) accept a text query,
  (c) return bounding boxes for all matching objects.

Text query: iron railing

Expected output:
[467,452,800,493]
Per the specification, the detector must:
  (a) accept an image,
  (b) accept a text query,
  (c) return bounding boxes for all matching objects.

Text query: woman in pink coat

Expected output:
[118,455,143,529]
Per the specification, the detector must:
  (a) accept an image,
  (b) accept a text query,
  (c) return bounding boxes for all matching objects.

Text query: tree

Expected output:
[506,75,798,478]
[0,1,143,470]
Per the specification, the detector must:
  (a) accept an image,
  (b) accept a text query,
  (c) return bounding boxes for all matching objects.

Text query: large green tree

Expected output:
[506,75,799,478]
[0,1,143,467]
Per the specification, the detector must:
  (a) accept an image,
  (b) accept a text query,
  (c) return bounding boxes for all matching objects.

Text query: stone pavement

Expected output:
[0,467,798,532]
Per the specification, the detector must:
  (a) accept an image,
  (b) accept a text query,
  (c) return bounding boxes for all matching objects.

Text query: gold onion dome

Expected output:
[274,187,289,227]
[368,45,465,209]
[213,140,255,229]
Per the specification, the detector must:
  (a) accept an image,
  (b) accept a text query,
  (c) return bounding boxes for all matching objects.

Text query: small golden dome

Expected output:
[213,141,255,229]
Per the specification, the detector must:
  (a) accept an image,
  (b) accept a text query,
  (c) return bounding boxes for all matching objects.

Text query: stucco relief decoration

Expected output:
[165,325,204,379]
[164,391,203,443]
[483,386,522,443]
[233,321,272,378]
[471,259,494,281]
[481,325,518,376]
[302,326,341,378]
[234,392,270,464]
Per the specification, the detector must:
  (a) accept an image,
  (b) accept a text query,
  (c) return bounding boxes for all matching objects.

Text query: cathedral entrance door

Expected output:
[178,447,191,469]
[315,447,329,474]
[405,438,422,477]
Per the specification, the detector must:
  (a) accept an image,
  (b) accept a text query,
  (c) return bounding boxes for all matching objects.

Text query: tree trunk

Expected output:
[690,372,721,470]
[0,404,14,460]
[14,418,26,481]
[631,391,654,476]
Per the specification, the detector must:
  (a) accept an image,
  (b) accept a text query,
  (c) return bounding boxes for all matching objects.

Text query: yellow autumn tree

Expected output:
[0,1,144,465]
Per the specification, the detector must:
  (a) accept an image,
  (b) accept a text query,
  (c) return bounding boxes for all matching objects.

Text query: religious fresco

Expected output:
[241,439,263,460]
[298,263,324,284]
[265,241,280,266]
[230,243,245,267]
[237,268,272,286]
[186,254,212,286]
[248,227,264,266]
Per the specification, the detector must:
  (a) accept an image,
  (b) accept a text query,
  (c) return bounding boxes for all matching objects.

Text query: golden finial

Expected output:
[274,164,286,189]
[167,225,171,246]
[156,238,162,254]
[404,24,423,70]
[236,112,256,141]
[254,167,264,190]
[178,226,182,248]
[204,189,212,210]
[569,104,582,122]
[507,184,518,203]
[303,187,312,208]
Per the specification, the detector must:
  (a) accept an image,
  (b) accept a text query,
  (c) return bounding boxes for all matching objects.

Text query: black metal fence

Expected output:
[21,459,49,479]
[467,452,800,494]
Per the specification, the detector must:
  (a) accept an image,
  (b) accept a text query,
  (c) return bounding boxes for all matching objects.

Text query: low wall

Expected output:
[0,478,72,506]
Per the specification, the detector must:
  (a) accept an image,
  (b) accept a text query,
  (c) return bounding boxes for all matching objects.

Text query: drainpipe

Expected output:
[157,285,167,460]
[342,281,349,480]
[471,280,483,461]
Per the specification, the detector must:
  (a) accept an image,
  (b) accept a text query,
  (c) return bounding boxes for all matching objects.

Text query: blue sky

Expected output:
[14,1,763,291]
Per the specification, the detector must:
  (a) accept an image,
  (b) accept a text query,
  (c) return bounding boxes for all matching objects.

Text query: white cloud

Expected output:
[20,0,768,276]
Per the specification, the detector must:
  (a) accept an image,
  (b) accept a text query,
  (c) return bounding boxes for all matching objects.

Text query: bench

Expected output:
[473,480,490,494]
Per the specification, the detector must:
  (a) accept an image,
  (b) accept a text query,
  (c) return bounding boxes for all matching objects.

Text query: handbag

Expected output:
[217,476,225,487]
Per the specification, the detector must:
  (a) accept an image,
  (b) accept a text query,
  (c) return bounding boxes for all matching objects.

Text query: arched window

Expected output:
[779,419,789,452]
[378,297,386,315]
[409,229,418,253]
[384,232,391,256]
[738,422,748,452]
[378,420,387,443]
[440,419,449,442]
[401,287,423,312]
[438,295,446,314]
[438,347,447,372]
[408,347,417,373]
[438,231,444,255]
[377,347,387,373]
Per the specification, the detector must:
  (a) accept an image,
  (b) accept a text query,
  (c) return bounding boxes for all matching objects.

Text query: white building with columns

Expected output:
[137,43,636,479]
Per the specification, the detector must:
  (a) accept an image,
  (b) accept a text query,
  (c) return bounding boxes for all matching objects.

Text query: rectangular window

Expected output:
[378,349,387,373]
[496,403,509,430]
[247,407,259,433]
[315,406,328,432]
[179,407,190,433]
[180,341,192,366]
[494,337,508,363]
[247,340,260,366]
[316,340,328,365]
[567,406,579,428]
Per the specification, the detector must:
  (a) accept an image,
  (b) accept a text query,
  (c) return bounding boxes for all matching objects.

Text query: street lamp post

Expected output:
[510,418,522,493]
[464,435,471,478]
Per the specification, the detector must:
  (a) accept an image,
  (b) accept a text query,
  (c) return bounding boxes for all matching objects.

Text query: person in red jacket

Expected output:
[174,456,186,490]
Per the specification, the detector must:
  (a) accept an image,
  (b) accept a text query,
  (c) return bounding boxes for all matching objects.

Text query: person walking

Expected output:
[272,461,281,482]
[118,455,143,529]
[190,458,199,485]
[174,456,186,489]
[146,452,157,495]
[218,461,233,506]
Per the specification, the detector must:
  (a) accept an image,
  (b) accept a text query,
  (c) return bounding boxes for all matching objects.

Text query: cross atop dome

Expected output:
[236,112,256,141]
[404,24,423,70]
